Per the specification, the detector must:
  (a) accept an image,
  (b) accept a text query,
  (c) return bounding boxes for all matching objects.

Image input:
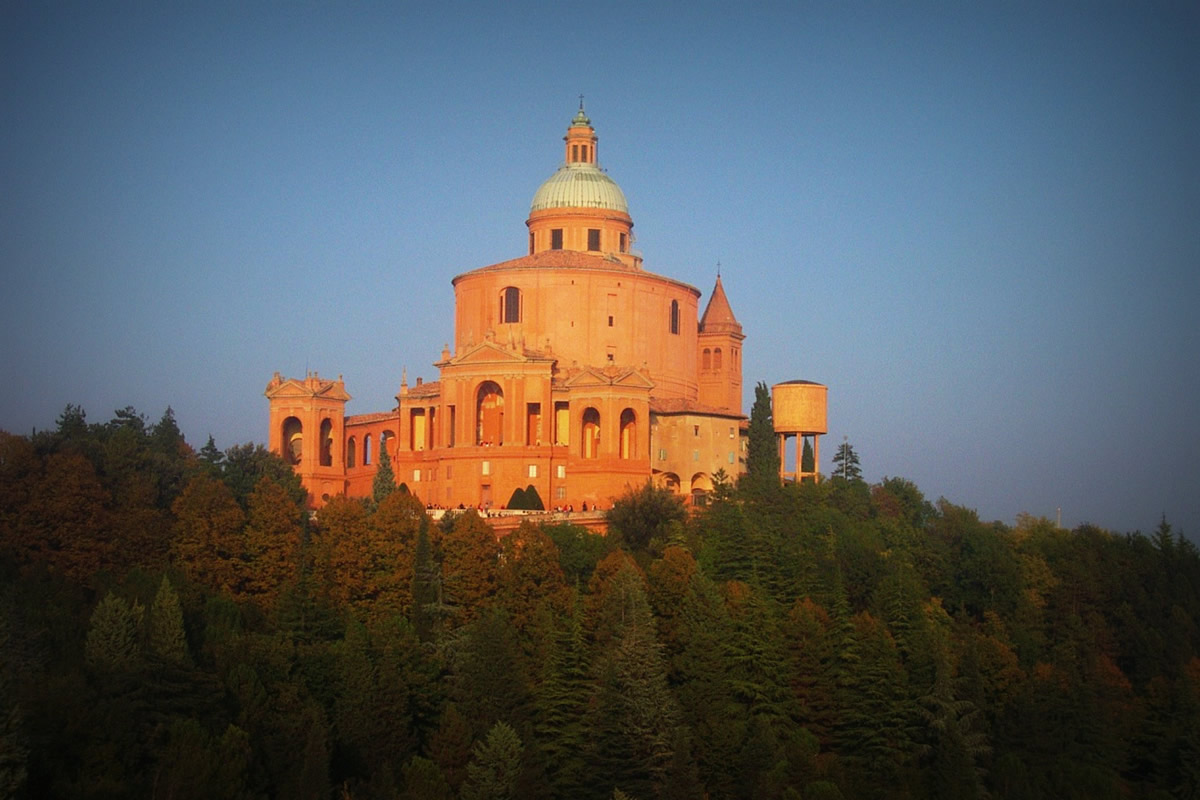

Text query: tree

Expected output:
[449,609,532,740]
[311,496,372,611]
[460,720,524,800]
[373,445,398,505]
[498,521,570,637]
[523,484,544,511]
[366,490,426,619]
[401,755,453,800]
[606,482,686,555]
[744,382,779,494]
[441,511,500,625]
[411,523,442,643]
[586,563,681,799]
[242,476,304,611]
[170,474,246,595]
[222,442,308,509]
[506,486,529,510]
[85,592,143,671]
[198,434,225,474]
[148,575,189,663]
[831,439,862,483]
[534,602,591,798]
[801,437,815,475]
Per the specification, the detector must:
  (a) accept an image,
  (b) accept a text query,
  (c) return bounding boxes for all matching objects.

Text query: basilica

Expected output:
[266,106,824,509]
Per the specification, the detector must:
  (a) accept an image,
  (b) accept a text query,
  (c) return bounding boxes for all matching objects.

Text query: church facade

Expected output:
[266,107,773,510]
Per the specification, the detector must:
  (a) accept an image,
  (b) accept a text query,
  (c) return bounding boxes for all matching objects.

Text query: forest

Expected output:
[0,393,1198,800]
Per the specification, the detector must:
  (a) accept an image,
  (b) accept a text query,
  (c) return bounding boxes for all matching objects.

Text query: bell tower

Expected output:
[264,371,351,505]
[697,275,745,415]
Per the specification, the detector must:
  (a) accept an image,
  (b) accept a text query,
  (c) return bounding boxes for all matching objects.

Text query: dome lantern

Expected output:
[526,104,639,269]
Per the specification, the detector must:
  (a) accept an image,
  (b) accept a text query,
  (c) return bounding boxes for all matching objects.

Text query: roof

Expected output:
[406,380,442,399]
[530,162,629,215]
[649,396,746,420]
[452,250,702,295]
[699,275,743,336]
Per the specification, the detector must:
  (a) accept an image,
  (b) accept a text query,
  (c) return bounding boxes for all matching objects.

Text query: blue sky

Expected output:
[2,1,1197,537]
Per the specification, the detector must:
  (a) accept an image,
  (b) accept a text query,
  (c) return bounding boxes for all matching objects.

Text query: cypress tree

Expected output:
[373,446,398,505]
[411,524,440,643]
[743,382,779,495]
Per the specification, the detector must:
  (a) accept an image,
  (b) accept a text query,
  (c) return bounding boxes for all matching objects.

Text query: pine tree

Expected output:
[401,756,454,800]
[199,434,225,474]
[534,601,591,797]
[149,575,189,663]
[586,564,680,799]
[673,571,743,798]
[460,721,524,800]
[831,439,862,483]
[85,592,143,671]
[449,609,532,740]
[373,446,397,505]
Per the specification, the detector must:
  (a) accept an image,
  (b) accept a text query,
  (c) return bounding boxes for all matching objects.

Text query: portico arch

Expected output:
[477,381,504,445]
[282,417,302,465]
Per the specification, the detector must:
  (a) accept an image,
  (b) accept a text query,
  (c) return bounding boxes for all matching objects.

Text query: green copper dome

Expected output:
[530,163,629,215]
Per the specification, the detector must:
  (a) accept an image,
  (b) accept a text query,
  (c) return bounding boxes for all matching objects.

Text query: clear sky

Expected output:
[2,1,1197,537]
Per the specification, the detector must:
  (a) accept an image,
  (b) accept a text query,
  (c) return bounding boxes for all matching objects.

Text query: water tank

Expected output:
[771,381,827,435]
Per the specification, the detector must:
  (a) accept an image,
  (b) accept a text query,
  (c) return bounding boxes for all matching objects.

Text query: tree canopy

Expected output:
[1,403,1198,800]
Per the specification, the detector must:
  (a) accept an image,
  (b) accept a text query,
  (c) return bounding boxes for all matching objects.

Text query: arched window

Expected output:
[620,409,636,459]
[319,419,333,467]
[381,430,395,458]
[702,348,711,370]
[364,434,373,466]
[346,437,357,468]
[669,299,680,335]
[582,407,600,459]
[282,417,302,465]
[713,348,722,370]
[501,286,521,324]
[476,381,504,445]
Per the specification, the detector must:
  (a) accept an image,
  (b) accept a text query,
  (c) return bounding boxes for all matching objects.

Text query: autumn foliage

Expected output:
[1,406,1200,799]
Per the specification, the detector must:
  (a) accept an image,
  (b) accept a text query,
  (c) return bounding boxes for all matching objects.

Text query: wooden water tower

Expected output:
[772,381,827,482]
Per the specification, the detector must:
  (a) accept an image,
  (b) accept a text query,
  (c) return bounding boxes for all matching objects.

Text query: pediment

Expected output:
[563,367,612,388]
[450,340,528,366]
[562,366,654,391]
[612,368,655,389]
[265,376,352,402]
